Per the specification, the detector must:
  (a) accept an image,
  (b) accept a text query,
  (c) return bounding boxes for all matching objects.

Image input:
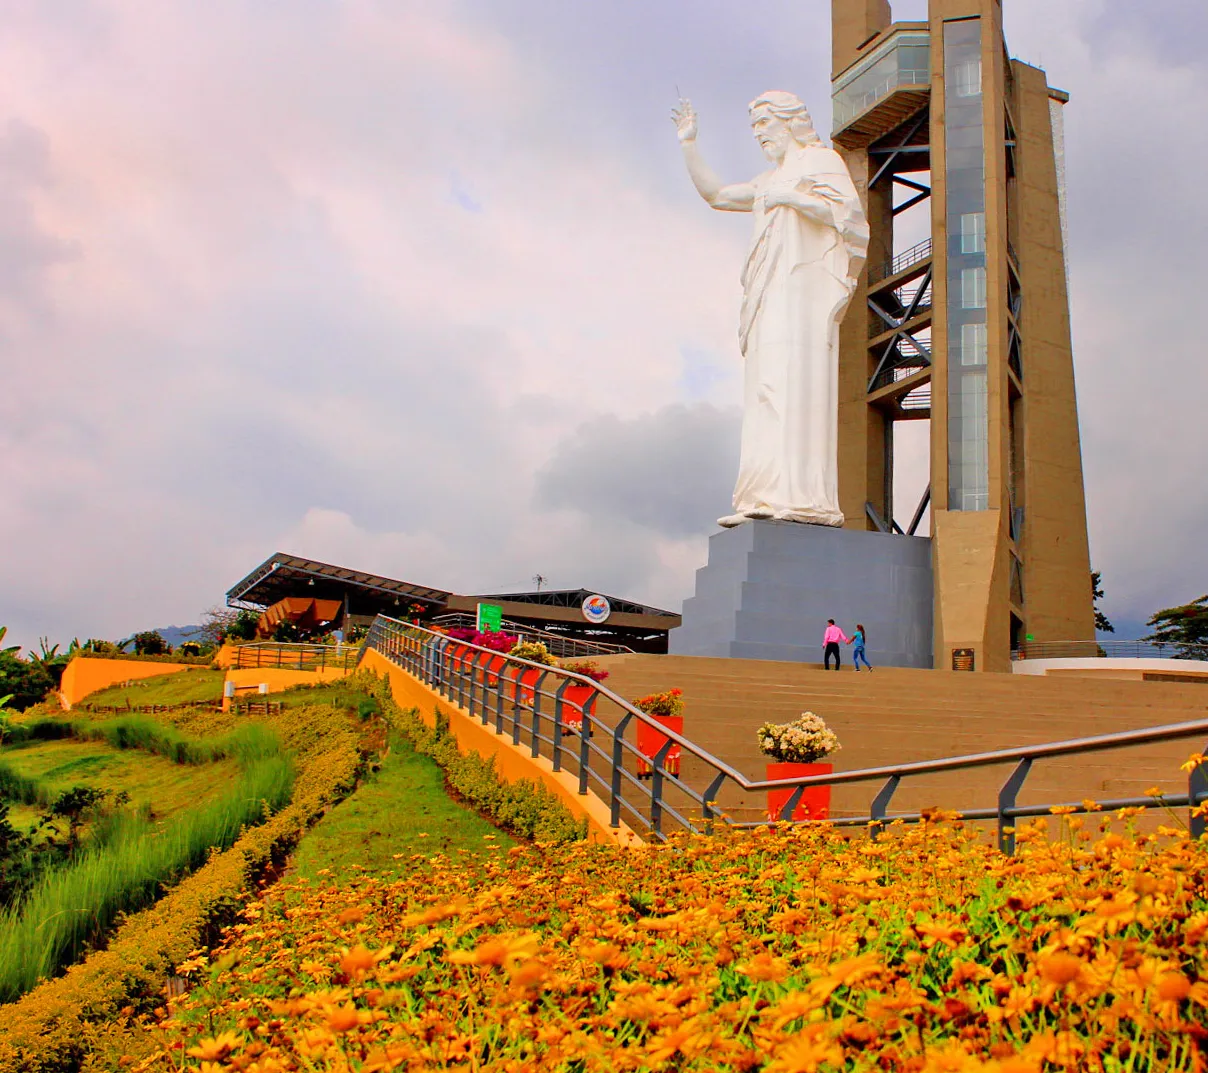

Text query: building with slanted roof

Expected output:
[225,553,681,653]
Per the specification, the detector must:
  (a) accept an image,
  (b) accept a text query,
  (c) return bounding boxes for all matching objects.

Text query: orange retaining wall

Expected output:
[359,649,639,847]
[59,657,197,710]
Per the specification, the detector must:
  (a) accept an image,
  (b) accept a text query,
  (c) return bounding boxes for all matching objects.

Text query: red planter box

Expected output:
[483,653,506,687]
[508,665,544,706]
[561,684,596,732]
[637,714,683,777]
[766,762,832,821]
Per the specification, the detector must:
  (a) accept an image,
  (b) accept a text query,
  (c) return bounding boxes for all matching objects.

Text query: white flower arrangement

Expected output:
[756,712,841,764]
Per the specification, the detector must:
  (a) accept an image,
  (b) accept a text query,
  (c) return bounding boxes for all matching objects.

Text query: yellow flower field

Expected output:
[138,810,1208,1072]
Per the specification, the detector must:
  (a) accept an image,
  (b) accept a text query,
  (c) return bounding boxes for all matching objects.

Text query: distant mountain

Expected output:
[144,625,203,649]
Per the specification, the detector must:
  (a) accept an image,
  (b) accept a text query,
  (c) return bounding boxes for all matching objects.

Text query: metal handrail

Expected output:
[868,237,933,285]
[231,641,360,672]
[430,612,634,657]
[362,615,1208,849]
[1014,639,1208,663]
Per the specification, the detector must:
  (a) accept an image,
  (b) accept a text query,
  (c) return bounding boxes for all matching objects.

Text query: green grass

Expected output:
[79,668,226,708]
[291,731,512,884]
[0,740,240,822]
[0,753,295,1002]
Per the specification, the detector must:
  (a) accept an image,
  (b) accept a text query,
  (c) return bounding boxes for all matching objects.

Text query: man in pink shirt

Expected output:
[823,619,849,670]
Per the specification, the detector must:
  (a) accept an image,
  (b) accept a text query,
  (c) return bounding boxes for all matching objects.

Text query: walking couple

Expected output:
[822,619,872,671]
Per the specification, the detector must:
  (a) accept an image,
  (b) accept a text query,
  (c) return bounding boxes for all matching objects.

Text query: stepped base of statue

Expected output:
[670,519,933,668]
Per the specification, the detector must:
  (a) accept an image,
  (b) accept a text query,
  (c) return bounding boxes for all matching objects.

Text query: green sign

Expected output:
[1025,634,1034,642]
[477,603,503,633]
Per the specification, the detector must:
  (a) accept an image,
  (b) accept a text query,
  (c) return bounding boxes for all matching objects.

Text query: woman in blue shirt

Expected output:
[849,623,873,671]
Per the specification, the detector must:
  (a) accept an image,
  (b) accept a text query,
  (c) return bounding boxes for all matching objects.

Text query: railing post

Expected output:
[495,671,506,733]
[578,699,595,794]
[1189,741,1208,839]
[778,784,807,823]
[869,775,900,840]
[610,712,634,829]
[467,651,484,720]
[650,738,675,840]
[531,671,550,759]
[997,758,1032,855]
[511,664,524,746]
[552,678,571,772]
[701,772,727,833]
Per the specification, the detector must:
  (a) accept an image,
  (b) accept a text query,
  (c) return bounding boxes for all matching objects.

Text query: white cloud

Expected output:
[0,0,1205,649]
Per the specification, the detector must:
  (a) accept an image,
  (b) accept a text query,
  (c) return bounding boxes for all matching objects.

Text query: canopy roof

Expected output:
[226,553,451,612]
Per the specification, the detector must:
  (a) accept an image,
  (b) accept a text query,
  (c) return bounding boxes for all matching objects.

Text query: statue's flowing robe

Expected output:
[734,143,868,526]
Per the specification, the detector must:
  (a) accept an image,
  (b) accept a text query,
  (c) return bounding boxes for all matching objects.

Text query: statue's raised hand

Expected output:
[671,98,698,143]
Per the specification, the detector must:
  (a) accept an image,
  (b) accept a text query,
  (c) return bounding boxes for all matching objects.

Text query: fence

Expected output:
[430,613,634,658]
[231,642,360,672]
[77,701,222,716]
[1013,638,1208,662]
[363,615,1208,849]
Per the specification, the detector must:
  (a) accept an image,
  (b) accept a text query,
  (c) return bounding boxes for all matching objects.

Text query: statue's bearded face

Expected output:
[750,107,793,163]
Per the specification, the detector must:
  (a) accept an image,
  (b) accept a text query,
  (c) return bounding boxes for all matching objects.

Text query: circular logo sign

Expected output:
[581,594,611,624]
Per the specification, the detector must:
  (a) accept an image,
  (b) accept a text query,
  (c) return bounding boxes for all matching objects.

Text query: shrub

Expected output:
[560,659,610,683]
[757,711,841,763]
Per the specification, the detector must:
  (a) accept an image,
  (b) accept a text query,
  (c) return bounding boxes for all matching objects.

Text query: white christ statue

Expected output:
[673,91,868,527]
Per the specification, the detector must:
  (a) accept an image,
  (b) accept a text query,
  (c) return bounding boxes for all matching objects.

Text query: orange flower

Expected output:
[324,1003,363,1033]
[1155,971,1191,1002]
[736,953,790,983]
[1037,952,1082,988]
[764,1024,843,1073]
[338,945,377,978]
[186,1031,242,1061]
[447,931,540,968]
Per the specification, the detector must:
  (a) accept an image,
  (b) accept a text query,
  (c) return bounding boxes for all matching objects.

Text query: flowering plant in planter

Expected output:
[447,627,477,643]
[633,687,684,718]
[474,631,518,653]
[560,659,610,683]
[757,712,841,764]
[508,640,559,666]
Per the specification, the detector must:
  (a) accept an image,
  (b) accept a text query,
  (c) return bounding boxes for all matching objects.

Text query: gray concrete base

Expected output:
[670,520,934,668]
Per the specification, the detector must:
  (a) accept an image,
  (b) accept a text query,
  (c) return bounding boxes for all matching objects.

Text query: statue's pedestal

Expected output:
[670,520,934,668]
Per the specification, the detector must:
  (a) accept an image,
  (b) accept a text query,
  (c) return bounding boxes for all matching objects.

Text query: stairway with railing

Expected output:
[361,615,1208,848]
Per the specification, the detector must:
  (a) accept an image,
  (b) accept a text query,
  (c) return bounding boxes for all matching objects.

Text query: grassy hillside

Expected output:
[78,667,226,708]
[292,729,514,884]
[1,738,239,821]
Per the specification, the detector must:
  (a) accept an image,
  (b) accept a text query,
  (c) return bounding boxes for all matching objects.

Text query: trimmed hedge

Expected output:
[70,651,214,666]
[362,674,587,844]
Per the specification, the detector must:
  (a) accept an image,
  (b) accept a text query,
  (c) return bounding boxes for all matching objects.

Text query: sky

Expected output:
[1,0,1205,650]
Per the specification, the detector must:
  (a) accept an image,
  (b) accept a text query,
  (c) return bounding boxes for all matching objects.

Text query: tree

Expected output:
[27,638,70,688]
[128,630,170,656]
[0,653,54,711]
[1091,570,1114,634]
[1144,595,1208,657]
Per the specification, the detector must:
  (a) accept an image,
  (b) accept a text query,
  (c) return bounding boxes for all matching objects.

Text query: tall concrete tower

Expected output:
[831,0,1094,672]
